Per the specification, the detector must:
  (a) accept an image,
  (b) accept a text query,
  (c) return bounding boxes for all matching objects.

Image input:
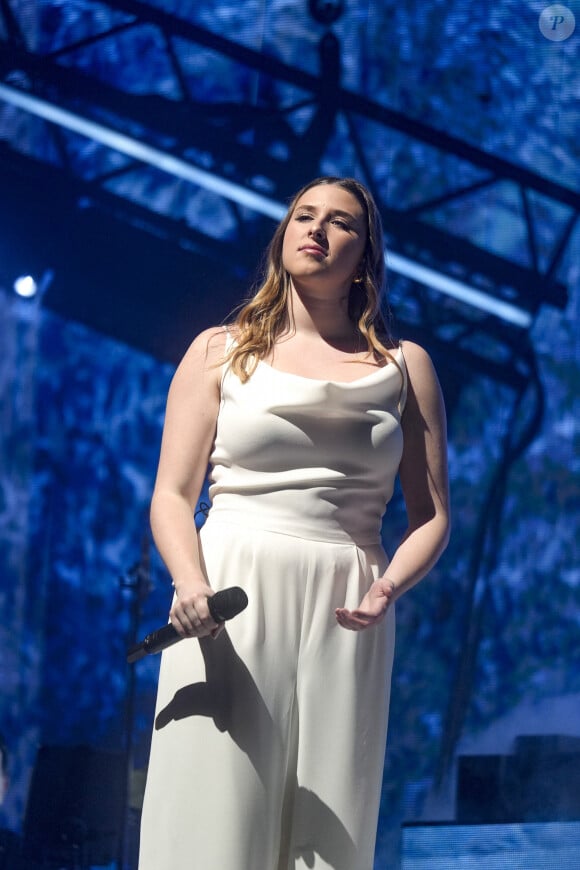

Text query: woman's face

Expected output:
[281,184,367,295]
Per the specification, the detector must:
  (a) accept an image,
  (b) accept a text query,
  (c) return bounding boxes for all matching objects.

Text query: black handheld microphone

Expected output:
[127,586,248,663]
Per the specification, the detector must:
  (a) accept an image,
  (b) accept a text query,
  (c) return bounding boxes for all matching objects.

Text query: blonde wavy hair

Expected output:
[226,176,396,382]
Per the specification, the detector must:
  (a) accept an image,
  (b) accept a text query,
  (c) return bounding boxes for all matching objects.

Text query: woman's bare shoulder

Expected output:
[179,326,227,366]
[169,327,228,394]
[399,339,438,375]
[399,340,443,405]
[399,339,433,366]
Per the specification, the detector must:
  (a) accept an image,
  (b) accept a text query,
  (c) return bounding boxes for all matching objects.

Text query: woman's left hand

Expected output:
[335,577,396,631]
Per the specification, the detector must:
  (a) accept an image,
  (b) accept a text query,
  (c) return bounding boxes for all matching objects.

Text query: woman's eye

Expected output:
[294,214,350,230]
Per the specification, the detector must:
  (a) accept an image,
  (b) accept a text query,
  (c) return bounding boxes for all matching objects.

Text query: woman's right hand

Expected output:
[169,580,223,639]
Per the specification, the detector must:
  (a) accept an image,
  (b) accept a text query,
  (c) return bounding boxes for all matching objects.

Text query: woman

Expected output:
[139,176,450,870]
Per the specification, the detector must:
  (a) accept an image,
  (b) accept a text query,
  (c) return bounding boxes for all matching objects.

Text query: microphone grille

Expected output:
[209,586,248,622]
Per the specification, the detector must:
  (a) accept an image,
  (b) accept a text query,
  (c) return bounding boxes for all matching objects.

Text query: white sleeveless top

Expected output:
[207,347,407,547]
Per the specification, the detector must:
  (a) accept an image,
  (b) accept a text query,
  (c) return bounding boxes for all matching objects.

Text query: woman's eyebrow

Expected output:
[295,204,360,222]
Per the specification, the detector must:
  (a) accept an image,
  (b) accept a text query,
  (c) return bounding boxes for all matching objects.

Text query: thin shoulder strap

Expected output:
[219,326,237,392]
[397,341,408,416]
[223,325,236,353]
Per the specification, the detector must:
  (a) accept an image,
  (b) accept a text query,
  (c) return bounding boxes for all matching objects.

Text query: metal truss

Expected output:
[0,0,578,387]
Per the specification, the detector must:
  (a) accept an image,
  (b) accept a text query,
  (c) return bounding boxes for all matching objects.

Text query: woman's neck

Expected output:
[286,284,355,342]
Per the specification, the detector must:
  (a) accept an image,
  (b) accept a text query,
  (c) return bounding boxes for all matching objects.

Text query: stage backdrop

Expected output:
[0,0,579,867]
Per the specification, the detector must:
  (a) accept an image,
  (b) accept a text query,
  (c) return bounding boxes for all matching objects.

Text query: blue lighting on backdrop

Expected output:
[0,1,578,868]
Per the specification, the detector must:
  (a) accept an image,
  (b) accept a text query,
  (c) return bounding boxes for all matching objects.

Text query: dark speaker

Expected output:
[22,745,126,868]
[457,750,580,823]
[510,751,580,821]
[456,754,512,823]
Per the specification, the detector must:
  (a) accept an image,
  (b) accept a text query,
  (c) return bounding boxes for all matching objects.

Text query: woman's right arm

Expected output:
[150,326,225,639]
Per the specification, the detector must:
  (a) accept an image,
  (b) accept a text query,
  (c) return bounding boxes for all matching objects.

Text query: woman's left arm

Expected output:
[336,341,450,630]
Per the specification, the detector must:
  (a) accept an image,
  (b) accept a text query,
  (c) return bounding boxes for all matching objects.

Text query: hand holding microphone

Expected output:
[127,586,248,663]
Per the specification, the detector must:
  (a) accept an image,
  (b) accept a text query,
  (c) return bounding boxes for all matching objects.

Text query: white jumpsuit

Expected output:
[139,347,407,870]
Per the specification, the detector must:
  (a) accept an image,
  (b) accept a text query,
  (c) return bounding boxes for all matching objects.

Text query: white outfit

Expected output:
[139,346,407,870]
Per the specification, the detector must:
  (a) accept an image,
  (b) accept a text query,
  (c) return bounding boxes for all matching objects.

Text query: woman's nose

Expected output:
[309,222,325,239]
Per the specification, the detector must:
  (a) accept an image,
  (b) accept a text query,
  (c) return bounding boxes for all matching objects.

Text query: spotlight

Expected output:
[308,0,345,26]
[12,269,54,300]
[14,275,38,298]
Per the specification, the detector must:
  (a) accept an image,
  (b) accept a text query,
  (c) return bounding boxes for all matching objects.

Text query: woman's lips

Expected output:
[299,245,327,256]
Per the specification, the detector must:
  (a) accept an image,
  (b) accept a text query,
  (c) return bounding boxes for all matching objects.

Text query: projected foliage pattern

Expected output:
[0,1,578,868]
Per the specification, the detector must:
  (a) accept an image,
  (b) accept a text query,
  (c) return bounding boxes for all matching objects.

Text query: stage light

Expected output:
[0,82,534,329]
[14,274,38,298]
[12,269,54,301]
